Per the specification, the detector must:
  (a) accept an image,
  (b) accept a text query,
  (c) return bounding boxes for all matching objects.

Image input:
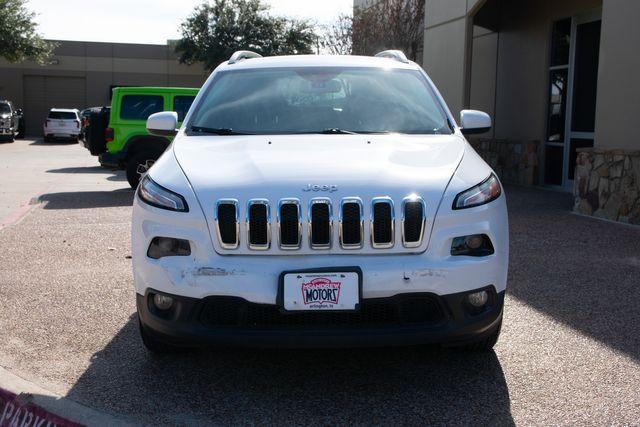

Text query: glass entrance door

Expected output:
[544,11,602,189]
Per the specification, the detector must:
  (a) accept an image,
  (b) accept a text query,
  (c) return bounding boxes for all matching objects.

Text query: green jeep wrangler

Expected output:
[98,87,199,188]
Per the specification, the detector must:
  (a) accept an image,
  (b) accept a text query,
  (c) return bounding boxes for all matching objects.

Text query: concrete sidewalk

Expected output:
[0,138,126,229]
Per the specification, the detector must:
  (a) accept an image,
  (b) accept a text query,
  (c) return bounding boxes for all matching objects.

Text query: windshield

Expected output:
[48,111,77,120]
[188,67,452,135]
[0,104,10,114]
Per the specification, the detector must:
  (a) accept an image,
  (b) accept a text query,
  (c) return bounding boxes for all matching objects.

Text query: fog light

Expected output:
[153,294,174,310]
[465,235,484,250]
[467,290,488,307]
[451,234,494,256]
[147,237,191,259]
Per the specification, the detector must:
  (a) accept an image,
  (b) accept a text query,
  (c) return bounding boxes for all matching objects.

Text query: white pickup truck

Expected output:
[131,51,509,352]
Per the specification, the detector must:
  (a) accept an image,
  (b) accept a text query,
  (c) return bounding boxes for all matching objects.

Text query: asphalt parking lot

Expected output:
[0,139,639,425]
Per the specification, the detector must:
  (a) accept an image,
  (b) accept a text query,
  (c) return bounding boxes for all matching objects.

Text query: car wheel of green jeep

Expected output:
[126,152,157,188]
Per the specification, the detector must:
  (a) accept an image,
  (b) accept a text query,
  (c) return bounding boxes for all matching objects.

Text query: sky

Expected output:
[26,0,353,45]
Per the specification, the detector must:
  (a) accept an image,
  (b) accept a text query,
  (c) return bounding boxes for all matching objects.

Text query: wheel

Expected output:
[138,319,179,354]
[450,318,502,352]
[43,135,50,143]
[126,151,158,188]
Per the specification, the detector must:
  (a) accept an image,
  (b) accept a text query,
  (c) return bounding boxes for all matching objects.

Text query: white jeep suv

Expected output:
[132,51,508,352]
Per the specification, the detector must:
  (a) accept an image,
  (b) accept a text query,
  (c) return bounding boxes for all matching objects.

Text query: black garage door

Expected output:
[23,76,86,136]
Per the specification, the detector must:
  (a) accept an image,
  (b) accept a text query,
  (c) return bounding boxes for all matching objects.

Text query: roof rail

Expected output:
[374,50,409,63]
[228,50,263,64]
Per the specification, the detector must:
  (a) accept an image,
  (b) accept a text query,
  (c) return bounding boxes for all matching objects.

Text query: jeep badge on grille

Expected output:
[302,184,338,192]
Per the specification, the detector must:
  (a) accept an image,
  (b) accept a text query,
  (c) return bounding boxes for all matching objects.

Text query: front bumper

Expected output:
[137,287,504,348]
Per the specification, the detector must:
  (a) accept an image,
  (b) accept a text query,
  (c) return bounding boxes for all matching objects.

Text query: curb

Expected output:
[0,366,134,426]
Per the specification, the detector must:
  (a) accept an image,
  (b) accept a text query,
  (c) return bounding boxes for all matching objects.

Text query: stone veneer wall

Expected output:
[468,138,540,185]
[574,149,640,224]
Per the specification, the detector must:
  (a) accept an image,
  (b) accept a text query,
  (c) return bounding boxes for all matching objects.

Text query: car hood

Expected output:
[173,134,466,254]
[0,114,9,119]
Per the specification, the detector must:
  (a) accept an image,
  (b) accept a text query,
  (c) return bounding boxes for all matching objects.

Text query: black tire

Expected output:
[139,319,179,354]
[451,318,502,352]
[126,151,159,188]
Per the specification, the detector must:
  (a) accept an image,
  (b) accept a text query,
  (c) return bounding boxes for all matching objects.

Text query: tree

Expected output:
[319,14,353,55]
[176,0,317,70]
[352,0,425,62]
[0,0,56,63]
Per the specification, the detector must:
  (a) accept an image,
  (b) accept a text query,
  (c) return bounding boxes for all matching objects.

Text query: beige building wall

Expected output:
[594,0,640,150]
[423,0,470,117]
[427,0,638,152]
[481,0,601,142]
[0,40,207,134]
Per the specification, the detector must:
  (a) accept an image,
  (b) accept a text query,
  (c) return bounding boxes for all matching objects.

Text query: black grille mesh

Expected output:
[403,201,424,243]
[199,295,445,329]
[310,203,331,246]
[248,203,269,246]
[216,203,237,245]
[279,203,300,246]
[372,202,393,244]
[341,202,362,246]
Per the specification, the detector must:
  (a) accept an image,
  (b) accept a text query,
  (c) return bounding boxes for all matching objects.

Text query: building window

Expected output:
[173,96,196,122]
[544,18,572,186]
[120,95,164,121]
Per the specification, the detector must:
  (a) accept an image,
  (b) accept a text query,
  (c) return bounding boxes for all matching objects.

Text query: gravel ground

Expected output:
[0,141,639,425]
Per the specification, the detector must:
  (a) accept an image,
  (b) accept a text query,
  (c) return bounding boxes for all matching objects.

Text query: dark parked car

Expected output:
[16,109,25,139]
[80,108,92,141]
[0,100,19,142]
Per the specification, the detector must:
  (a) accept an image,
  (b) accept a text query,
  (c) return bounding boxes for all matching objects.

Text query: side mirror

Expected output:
[460,110,491,135]
[146,111,178,137]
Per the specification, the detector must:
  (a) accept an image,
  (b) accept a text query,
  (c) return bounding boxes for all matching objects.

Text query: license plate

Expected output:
[281,269,361,311]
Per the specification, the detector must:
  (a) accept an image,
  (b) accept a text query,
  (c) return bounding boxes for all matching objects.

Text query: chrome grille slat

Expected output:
[278,199,301,249]
[215,199,239,249]
[402,196,426,248]
[340,197,364,249]
[371,197,394,249]
[247,199,270,250]
[309,198,332,249]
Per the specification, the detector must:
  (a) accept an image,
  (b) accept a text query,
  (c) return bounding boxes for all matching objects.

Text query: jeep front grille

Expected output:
[213,195,427,252]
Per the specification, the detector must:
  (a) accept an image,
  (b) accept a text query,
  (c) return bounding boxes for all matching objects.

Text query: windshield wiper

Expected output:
[318,128,358,135]
[189,126,252,135]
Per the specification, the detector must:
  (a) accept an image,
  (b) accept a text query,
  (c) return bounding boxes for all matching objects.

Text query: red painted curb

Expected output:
[0,202,35,232]
[0,387,83,427]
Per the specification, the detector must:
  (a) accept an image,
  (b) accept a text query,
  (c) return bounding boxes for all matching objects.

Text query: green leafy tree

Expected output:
[0,0,56,63]
[176,0,317,70]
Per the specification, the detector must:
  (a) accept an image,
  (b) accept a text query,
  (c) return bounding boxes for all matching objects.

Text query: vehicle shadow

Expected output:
[46,166,126,182]
[38,190,133,209]
[29,139,78,146]
[505,185,640,361]
[65,315,513,425]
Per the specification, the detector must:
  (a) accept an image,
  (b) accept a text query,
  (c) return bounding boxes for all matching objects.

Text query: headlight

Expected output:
[137,175,188,212]
[453,173,501,210]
